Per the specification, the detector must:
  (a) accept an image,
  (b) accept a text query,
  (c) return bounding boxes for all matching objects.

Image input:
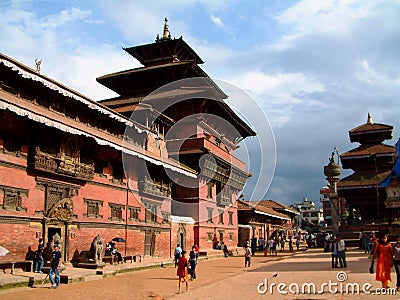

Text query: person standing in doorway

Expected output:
[34,238,44,273]
[49,244,61,289]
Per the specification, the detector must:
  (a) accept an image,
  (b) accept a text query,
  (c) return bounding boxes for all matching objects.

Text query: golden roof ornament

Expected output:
[367,112,373,124]
[162,17,171,40]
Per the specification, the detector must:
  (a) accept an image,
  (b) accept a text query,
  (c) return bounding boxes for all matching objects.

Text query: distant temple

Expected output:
[337,113,396,227]
[0,18,255,263]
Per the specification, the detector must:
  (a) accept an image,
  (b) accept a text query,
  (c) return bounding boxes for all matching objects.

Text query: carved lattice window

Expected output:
[109,203,125,222]
[128,206,140,221]
[0,185,28,212]
[84,199,103,218]
[207,232,213,242]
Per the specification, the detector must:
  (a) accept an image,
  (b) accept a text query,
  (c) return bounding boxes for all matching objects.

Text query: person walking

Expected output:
[330,237,339,268]
[296,237,300,251]
[363,233,371,254]
[188,246,198,280]
[288,238,293,253]
[244,243,252,267]
[33,238,44,273]
[223,244,229,258]
[174,244,182,268]
[177,250,189,293]
[268,237,275,256]
[337,236,347,268]
[49,244,62,289]
[370,234,393,289]
[392,237,400,291]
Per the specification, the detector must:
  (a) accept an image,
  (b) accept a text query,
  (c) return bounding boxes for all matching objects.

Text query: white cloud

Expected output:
[210,14,223,28]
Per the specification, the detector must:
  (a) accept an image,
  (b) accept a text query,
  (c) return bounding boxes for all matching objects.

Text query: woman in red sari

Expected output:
[371,234,393,288]
[177,250,189,293]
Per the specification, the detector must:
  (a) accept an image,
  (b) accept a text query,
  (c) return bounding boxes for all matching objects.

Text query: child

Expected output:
[177,250,189,293]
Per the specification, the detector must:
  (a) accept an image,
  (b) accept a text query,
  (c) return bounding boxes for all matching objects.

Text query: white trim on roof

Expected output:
[254,210,290,220]
[0,56,145,130]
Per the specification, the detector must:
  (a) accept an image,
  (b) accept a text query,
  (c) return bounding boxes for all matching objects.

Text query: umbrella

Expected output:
[0,246,10,256]
[112,237,126,243]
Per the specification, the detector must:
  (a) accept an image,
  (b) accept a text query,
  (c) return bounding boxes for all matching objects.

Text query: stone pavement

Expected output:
[1,244,398,299]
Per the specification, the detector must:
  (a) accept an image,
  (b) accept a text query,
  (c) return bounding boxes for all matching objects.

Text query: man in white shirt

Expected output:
[337,236,347,268]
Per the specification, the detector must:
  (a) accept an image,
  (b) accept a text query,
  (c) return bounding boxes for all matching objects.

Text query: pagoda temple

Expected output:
[337,113,395,225]
[98,18,256,250]
[0,18,255,264]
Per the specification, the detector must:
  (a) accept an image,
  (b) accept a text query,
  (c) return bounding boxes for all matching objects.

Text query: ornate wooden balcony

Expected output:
[32,147,94,180]
[138,176,171,199]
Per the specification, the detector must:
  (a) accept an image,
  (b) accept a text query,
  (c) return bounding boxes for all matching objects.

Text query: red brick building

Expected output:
[0,20,254,263]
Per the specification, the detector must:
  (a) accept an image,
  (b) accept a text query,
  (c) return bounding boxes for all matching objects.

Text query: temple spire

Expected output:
[162,17,171,40]
[367,112,373,124]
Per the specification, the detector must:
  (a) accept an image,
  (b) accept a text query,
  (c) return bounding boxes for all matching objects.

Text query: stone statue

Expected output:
[92,234,104,262]
[35,59,42,74]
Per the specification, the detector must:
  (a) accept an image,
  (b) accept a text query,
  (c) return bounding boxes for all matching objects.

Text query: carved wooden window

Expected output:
[129,207,140,221]
[142,200,159,223]
[207,183,213,198]
[207,232,213,242]
[0,185,28,212]
[228,211,234,225]
[111,160,124,181]
[109,203,125,222]
[218,210,224,224]
[161,211,170,223]
[94,158,107,176]
[84,199,103,218]
[207,207,213,223]
[145,206,157,223]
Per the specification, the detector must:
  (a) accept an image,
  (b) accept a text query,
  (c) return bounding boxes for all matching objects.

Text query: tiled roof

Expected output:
[337,170,391,188]
[349,123,393,134]
[237,200,292,219]
[341,144,394,158]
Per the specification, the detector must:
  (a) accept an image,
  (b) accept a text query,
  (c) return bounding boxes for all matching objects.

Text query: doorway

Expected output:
[144,231,156,256]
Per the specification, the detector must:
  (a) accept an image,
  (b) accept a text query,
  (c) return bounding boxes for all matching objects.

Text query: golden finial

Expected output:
[162,17,171,40]
[367,112,373,124]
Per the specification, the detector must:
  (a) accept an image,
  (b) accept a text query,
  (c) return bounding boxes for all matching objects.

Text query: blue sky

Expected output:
[1,0,400,207]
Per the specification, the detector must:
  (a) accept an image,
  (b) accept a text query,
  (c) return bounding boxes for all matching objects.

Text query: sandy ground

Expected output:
[0,248,398,300]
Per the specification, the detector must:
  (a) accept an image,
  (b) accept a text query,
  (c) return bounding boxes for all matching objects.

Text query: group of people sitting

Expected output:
[105,242,123,264]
